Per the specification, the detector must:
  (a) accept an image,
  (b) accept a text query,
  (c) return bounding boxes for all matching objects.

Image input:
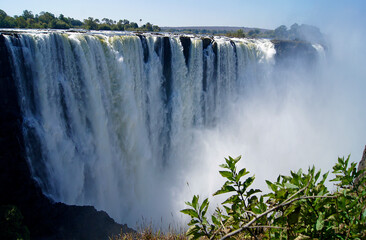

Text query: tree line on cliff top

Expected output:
[0,9,161,32]
[0,9,325,45]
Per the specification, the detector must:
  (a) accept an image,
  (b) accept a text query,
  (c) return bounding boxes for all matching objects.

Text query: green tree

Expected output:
[83,17,98,30]
[129,22,138,29]
[0,9,6,19]
[116,20,125,31]
[102,18,114,25]
[226,29,245,38]
[15,16,27,28]
[0,9,161,31]
[26,18,36,28]
[274,25,288,39]
[38,12,55,24]
[248,29,260,37]
[236,29,245,38]
[37,11,57,29]
[152,25,160,32]
[98,23,111,30]
[22,10,34,20]
[68,18,83,27]
[54,20,70,29]
[0,9,11,27]
[144,22,153,31]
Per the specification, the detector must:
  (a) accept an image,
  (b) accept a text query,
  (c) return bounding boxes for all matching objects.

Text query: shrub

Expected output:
[0,205,30,240]
[182,155,366,239]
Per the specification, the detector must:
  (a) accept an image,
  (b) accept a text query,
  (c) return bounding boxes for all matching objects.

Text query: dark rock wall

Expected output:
[0,34,132,240]
[272,39,319,68]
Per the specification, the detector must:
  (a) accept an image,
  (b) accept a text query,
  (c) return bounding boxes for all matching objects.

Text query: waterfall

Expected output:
[3,31,313,227]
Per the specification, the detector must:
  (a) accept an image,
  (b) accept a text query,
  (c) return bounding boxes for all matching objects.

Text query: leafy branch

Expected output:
[182,154,366,239]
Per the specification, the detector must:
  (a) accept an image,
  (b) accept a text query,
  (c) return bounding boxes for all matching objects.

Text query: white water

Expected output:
[6,31,357,229]
[4,32,278,227]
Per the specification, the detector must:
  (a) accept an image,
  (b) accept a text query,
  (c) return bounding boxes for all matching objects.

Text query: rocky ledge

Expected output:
[271,39,322,68]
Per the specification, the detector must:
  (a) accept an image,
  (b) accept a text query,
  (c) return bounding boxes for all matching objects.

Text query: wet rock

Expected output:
[179,36,191,66]
[356,145,366,186]
[271,39,319,68]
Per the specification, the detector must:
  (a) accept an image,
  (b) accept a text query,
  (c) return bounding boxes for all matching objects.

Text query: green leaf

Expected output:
[199,198,209,214]
[192,195,199,210]
[243,175,255,190]
[202,217,208,226]
[227,161,235,171]
[211,215,220,226]
[316,214,324,231]
[276,189,288,199]
[252,207,262,214]
[213,185,236,195]
[314,170,321,182]
[316,189,324,196]
[188,219,200,226]
[246,188,261,197]
[186,225,202,239]
[222,194,239,205]
[248,195,259,205]
[219,171,233,179]
[185,201,193,207]
[232,155,242,164]
[284,182,298,189]
[290,170,300,183]
[181,209,199,218]
[281,175,292,182]
[361,209,366,222]
[219,163,229,169]
[320,172,329,185]
[266,180,277,192]
[236,168,249,181]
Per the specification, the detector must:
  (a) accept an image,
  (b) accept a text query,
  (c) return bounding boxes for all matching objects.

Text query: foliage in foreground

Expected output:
[182,155,366,239]
[0,205,30,240]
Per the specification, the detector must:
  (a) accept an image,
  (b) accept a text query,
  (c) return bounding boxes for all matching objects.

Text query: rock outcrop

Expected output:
[271,39,319,68]
[356,145,366,185]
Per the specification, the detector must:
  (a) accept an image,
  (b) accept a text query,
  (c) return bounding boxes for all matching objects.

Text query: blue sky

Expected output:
[2,0,366,29]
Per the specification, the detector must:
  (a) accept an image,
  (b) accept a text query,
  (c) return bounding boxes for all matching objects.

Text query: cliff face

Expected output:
[356,146,366,185]
[0,34,133,240]
[271,39,320,68]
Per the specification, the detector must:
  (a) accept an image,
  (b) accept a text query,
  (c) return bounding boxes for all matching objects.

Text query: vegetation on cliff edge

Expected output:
[0,9,161,32]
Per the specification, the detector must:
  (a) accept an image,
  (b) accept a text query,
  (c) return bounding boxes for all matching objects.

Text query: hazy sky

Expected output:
[2,0,366,29]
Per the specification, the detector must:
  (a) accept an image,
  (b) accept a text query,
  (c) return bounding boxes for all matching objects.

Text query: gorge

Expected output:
[0,29,334,239]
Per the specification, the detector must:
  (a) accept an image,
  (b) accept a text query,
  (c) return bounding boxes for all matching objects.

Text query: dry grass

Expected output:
[110,226,186,240]
[109,227,266,240]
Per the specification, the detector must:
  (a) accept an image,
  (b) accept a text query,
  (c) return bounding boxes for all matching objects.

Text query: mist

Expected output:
[165,17,366,228]
[105,20,366,228]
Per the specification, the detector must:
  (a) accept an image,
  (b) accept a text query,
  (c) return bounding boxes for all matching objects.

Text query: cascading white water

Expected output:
[5,31,321,227]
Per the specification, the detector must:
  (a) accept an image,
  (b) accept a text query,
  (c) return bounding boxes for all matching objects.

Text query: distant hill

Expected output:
[161,26,271,34]
[161,24,326,46]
